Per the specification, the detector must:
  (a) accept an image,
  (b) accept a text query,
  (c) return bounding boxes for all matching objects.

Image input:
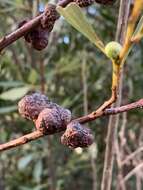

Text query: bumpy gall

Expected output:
[61,121,94,148]
[41,4,60,31]
[18,4,59,51]
[18,92,53,120]
[18,20,49,51]
[35,107,71,134]
[29,25,50,50]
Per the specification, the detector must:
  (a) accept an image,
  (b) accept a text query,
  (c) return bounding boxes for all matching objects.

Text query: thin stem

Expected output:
[121,146,143,166]
[101,1,130,190]
[82,55,97,190]
[91,60,120,118]
[0,130,44,152]
[120,0,143,63]
[120,163,143,184]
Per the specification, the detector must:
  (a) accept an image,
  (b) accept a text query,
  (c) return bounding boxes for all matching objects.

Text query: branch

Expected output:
[121,146,143,166]
[0,130,44,152]
[0,99,143,152]
[120,163,143,184]
[76,98,143,124]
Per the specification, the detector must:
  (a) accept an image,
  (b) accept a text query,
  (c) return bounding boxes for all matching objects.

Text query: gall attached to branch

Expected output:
[41,4,60,30]
[35,107,71,134]
[18,20,50,51]
[18,92,53,120]
[61,121,94,148]
[18,4,59,51]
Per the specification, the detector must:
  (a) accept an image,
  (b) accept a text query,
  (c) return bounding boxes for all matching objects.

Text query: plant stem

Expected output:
[101,1,131,190]
[120,0,143,62]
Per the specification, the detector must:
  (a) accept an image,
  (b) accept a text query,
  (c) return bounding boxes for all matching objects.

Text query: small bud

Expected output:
[95,0,116,5]
[61,121,94,148]
[73,0,94,7]
[105,41,122,60]
[18,92,51,120]
[35,107,71,134]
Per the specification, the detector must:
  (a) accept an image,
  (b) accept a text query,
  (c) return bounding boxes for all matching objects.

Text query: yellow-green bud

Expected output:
[105,41,122,60]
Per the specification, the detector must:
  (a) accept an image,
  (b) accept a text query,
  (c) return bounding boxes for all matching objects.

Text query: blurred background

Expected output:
[0,0,143,190]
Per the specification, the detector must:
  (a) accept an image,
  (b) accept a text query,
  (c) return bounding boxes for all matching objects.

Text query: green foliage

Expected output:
[18,154,34,170]
[0,86,31,101]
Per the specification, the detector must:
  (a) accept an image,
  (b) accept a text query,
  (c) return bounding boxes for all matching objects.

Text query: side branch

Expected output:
[0,99,143,152]
[76,98,143,124]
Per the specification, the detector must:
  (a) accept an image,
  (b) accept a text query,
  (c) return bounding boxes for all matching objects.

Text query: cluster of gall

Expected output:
[18,92,94,149]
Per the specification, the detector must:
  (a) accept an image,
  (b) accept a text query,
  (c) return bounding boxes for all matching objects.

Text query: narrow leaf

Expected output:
[18,155,33,170]
[33,160,43,182]
[0,105,17,114]
[57,3,105,53]
[28,69,39,84]
[0,81,24,88]
[0,86,31,101]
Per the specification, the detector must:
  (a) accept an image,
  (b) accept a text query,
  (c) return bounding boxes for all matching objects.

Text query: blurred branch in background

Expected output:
[81,52,97,190]
[101,1,131,190]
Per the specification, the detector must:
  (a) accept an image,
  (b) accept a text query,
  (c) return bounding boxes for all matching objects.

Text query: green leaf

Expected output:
[20,187,34,190]
[0,130,8,142]
[57,3,105,53]
[0,86,31,101]
[28,69,39,84]
[0,105,17,114]
[18,155,33,170]
[33,160,43,182]
[0,81,24,88]
[20,185,47,190]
